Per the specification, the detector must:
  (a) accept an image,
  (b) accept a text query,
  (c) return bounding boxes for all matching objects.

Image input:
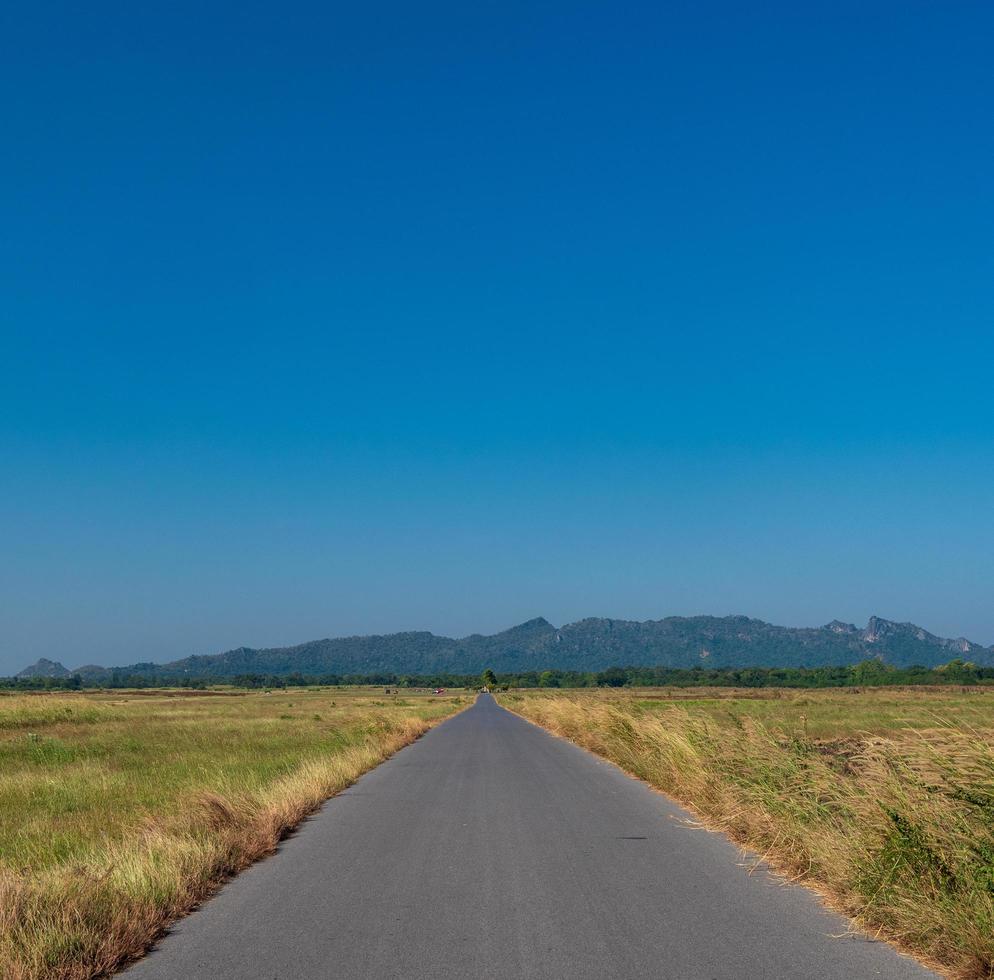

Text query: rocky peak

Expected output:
[861,616,900,643]
[824,620,858,634]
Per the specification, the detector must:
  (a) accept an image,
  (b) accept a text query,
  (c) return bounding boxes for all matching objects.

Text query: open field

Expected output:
[0,687,468,980]
[602,684,994,739]
[498,687,994,979]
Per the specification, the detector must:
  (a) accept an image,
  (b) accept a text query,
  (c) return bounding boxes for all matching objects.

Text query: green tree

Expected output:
[481,668,497,689]
[936,659,977,683]
[597,667,628,687]
[850,658,892,685]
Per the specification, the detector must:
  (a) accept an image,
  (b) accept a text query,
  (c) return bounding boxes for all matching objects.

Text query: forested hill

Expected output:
[15,614,994,680]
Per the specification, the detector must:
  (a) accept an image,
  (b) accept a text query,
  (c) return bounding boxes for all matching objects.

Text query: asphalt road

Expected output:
[125,694,936,979]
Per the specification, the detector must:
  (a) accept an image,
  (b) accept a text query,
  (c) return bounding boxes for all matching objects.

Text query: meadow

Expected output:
[498,687,994,980]
[0,687,467,980]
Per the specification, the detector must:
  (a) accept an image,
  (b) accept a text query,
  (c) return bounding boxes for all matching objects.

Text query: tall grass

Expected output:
[0,689,464,979]
[501,691,994,979]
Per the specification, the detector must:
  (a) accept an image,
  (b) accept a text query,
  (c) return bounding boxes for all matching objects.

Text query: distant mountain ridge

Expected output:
[16,657,72,679]
[14,614,993,679]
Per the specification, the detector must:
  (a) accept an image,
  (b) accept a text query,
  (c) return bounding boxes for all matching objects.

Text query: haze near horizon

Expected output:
[2,1,993,674]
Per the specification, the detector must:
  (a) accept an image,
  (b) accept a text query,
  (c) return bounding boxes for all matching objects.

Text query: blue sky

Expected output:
[2,2,993,672]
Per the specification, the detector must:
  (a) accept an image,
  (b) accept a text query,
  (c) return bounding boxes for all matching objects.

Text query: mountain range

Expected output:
[14,614,992,680]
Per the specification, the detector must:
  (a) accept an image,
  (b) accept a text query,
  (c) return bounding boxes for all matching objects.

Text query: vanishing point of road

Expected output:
[126,694,936,979]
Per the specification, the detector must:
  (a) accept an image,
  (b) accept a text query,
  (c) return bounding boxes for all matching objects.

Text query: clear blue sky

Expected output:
[2,2,993,673]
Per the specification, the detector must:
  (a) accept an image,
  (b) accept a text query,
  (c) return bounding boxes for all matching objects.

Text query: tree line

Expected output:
[2,658,992,691]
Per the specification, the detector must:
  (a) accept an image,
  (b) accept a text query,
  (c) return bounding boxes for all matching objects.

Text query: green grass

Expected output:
[0,688,466,979]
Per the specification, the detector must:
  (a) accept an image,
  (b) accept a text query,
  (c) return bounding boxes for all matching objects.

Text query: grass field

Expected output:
[499,687,994,980]
[0,687,467,980]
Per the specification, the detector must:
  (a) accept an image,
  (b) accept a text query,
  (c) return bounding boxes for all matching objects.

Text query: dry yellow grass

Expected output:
[0,688,466,979]
[499,688,994,980]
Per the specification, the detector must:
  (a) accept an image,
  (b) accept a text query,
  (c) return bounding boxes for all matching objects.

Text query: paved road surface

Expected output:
[126,694,936,979]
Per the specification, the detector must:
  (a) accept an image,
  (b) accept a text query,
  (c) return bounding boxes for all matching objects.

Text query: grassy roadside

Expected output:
[0,688,467,980]
[498,688,994,979]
